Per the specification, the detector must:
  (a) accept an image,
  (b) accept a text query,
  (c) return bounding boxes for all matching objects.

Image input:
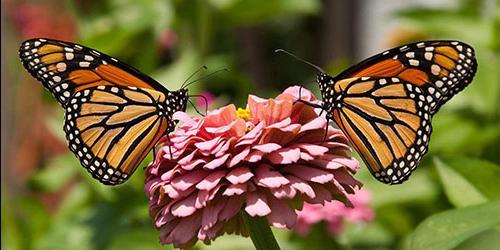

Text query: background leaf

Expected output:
[434,157,488,207]
[410,200,500,250]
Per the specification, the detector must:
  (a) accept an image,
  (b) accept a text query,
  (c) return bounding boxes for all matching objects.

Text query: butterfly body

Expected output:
[313,40,477,184]
[19,38,188,185]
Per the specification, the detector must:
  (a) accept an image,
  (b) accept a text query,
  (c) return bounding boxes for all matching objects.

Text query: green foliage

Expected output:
[410,200,500,250]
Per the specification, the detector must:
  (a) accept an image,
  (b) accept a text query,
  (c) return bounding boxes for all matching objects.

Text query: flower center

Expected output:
[236,107,251,120]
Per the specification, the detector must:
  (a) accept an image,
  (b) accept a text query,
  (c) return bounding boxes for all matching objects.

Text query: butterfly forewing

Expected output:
[19,38,167,105]
[335,40,477,114]
[65,86,169,185]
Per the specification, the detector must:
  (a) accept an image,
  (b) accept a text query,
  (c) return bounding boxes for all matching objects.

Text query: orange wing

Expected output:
[331,77,432,184]
[334,40,477,114]
[64,85,169,185]
[19,38,167,105]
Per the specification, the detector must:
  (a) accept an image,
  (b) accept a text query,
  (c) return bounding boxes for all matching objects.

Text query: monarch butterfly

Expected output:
[19,38,199,185]
[277,40,477,184]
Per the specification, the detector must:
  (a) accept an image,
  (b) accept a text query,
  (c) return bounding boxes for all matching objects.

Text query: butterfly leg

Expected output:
[188,99,207,117]
[294,99,323,109]
[166,133,174,160]
[323,118,330,143]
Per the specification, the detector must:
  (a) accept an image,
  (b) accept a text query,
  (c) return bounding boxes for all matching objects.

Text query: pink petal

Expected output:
[271,184,296,199]
[299,117,326,133]
[306,183,333,204]
[215,137,237,157]
[245,150,265,162]
[313,155,359,170]
[181,158,207,171]
[228,148,250,167]
[201,199,226,231]
[177,149,198,165]
[267,148,301,164]
[288,175,315,198]
[266,196,297,228]
[205,119,246,137]
[332,169,361,188]
[223,183,247,196]
[173,111,197,126]
[168,212,202,247]
[171,193,198,217]
[196,170,226,190]
[260,126,300,145]
[204,154,230,169]
[300,152,315,161]
[248,95,292,125]
[267,117,292,129]
[280,86,316,102]
[252,143,282,153]
[245,192,271,216]
[195,183,223,209]
[219,195,244,221]
[226,167,254,184]
[297,144,328,156]
[195,137,222,152]
[171,170,208,191]
[284,164,334,184]
[204,104,237,127]
[255,164,289,188]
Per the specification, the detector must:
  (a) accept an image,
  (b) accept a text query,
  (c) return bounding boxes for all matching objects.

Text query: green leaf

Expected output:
[440,156,500,200]
[434,157,487,207]
[455,228,500,250]
[410,200,500,250]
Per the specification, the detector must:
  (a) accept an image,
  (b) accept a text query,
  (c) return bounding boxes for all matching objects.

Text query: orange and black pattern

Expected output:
[19,38,189,185]
[317,40,477,184]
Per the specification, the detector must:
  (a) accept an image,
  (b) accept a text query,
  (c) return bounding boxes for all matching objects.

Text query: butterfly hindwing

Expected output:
[64,85,170,185]
[334,40,477,114]
[19,38,167,105]
[330,77,432,184]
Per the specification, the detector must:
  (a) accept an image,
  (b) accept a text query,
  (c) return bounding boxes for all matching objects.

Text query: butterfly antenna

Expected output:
[189,94,209,115]
[274,49,325,73]
[188,99,206,117]
[181,65,208,89]
[183,68,229,89]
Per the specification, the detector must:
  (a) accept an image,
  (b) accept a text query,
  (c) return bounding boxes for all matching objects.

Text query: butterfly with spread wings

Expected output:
[19,38,196,185]
[279,40,477,184]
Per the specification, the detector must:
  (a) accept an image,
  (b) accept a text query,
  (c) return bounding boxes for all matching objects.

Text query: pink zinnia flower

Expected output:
[294,189,374,236]
[145,86,362,248]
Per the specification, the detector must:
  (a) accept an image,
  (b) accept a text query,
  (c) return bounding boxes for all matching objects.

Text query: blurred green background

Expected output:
[1,0,499,249]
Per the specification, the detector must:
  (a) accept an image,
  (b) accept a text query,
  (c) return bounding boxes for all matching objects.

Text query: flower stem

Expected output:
[243,212,281,250]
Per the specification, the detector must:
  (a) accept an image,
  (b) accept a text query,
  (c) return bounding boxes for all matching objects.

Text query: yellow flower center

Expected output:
[236,107,251,120]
